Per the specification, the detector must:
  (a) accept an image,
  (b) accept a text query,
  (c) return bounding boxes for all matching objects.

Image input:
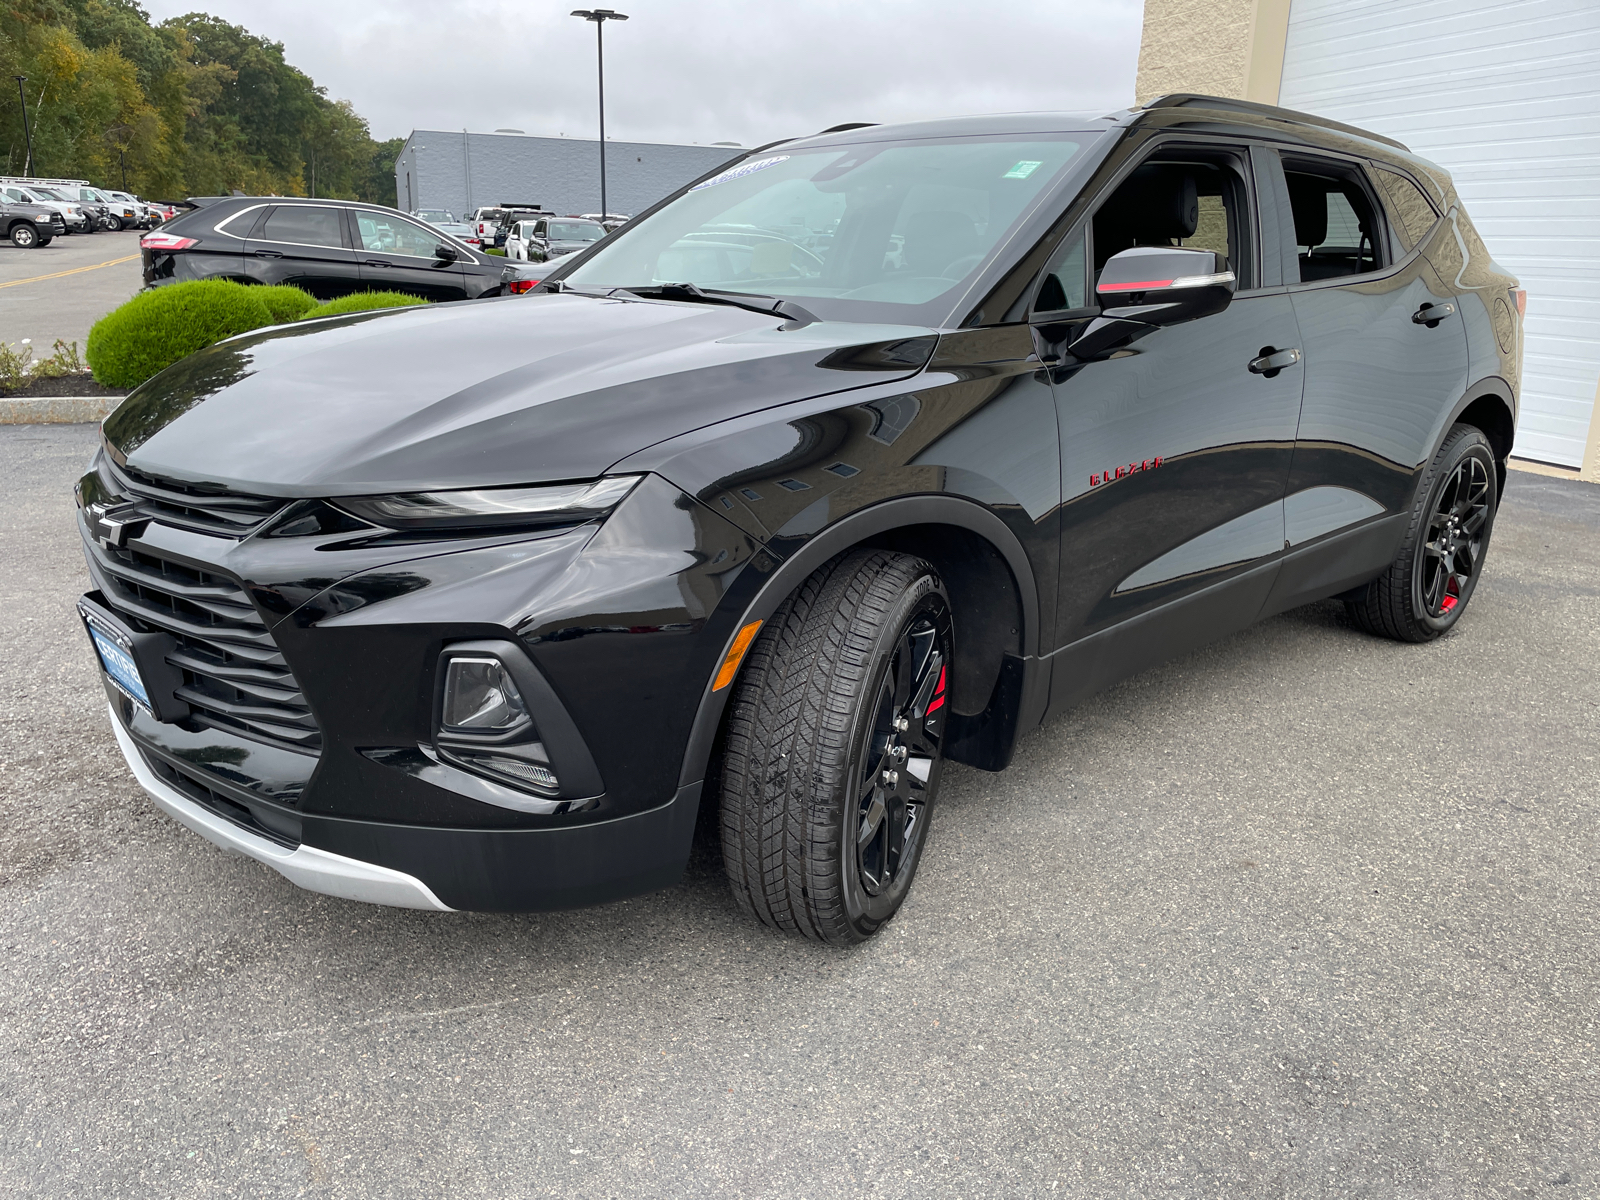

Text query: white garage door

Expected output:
[1278,0,1600,467]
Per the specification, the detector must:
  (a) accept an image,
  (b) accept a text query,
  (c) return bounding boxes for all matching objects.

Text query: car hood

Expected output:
[104,292,939,497]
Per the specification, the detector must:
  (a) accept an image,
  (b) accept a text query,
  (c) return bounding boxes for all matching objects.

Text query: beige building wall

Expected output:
[1134,0,1293,106]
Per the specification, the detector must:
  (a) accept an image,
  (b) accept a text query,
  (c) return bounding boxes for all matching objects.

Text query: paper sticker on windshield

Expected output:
[1004,160,1043,179]
[690,155,790,191]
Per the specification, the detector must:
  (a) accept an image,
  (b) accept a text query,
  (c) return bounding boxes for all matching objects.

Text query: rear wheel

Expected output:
[10,223,38,248]
[720,550,952,944]
[1346,424,1498,641]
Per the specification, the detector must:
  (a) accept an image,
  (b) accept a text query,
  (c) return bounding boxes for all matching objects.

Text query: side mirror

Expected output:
[434,243,458,263]
[1068,246,1235,359]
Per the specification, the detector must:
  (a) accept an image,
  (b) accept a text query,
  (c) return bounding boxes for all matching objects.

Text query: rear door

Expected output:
[1039,141,1305,707]
[244,203,362,299]
[1259,149,1470,611]
[351,208,468,300]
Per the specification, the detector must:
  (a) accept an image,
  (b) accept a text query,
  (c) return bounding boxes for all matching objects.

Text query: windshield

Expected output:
[549,221,604,241]
[563,133,1086,323]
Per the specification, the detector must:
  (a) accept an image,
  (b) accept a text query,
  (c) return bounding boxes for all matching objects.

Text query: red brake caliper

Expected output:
[925,664,947,715]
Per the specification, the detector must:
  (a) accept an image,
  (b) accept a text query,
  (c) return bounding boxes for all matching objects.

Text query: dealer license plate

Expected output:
[88,624,151,708]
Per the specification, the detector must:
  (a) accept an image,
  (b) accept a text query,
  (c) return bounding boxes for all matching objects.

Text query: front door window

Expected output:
[354,211,442,259]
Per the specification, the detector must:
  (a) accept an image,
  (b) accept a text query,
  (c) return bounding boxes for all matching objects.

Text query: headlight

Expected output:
[335,475,640,531]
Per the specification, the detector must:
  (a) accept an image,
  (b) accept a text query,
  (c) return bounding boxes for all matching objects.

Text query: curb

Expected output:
[0,396,123,425]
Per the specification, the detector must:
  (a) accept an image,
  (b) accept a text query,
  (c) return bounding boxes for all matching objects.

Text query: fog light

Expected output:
[442,656,528,732]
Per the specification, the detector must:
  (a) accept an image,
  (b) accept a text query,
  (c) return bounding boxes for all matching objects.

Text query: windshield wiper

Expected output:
[626,282,819,327]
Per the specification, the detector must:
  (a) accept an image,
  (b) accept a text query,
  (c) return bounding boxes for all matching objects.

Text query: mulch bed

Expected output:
[0,375,130,399]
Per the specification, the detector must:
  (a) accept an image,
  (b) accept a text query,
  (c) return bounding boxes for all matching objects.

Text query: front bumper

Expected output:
[110,700,705,911]
[109,704,453,910]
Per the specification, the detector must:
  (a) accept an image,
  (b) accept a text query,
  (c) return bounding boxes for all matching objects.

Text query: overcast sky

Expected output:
[141,1,1145,146]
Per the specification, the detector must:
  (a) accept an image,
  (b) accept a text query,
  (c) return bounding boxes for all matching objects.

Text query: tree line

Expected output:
[1,0,400,204]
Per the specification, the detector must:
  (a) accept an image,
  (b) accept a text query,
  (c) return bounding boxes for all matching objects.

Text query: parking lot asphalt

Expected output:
[0,232,145,356]
[1,423,1595,1199]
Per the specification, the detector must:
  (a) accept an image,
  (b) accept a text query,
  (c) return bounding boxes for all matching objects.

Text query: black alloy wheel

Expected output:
[720,550,952,944]
[10,223,38,249]
[1347,423,1499,641]
[854,611,946,899]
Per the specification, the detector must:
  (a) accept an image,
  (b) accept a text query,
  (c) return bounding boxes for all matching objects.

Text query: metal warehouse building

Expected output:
[394,130,741,223]
[1137,0,1600,477]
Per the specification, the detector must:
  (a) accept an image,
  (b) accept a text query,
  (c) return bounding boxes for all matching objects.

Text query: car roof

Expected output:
[783,111,1116,150]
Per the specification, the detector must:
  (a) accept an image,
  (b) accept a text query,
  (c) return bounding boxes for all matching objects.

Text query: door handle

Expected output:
[252,250,282,259]
[363,259,392,268]
[1413,301,1456,327]
[1248,347,1301,377]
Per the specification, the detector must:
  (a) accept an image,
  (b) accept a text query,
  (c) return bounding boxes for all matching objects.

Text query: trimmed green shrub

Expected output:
[304,291,429,319]
[254,284,318,323]
[486,247,506,257]
[87,280,274,388]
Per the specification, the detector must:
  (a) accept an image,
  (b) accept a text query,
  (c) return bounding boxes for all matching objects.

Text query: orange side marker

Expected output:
[712,620,763,691]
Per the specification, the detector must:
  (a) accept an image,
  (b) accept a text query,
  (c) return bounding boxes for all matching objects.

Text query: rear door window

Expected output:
[1282,159,1387,282]
[259,205,345,248]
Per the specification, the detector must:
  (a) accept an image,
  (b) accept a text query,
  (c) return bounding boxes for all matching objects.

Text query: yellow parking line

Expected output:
[0,253,140,290]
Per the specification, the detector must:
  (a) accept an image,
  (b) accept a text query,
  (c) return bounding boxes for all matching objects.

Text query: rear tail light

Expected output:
[141,231,196,251]
[1511,288,1527,318]
[507,279,540,294]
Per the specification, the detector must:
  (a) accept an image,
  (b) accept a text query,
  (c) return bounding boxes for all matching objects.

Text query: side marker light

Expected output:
[713,620,763,691]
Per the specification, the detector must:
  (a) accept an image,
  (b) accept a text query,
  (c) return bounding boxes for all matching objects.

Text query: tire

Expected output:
[720,549,953,944]
[10,223,38,249]
[1346,423,1499,642]
[106,215,123,232]
[37,235,52,247]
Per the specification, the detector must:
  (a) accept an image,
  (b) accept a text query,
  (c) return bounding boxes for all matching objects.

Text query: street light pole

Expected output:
[570,9,628,220]
[14,76,34,176]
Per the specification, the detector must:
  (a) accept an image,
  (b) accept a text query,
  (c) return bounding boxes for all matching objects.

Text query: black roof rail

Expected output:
[815,122,878,135]
[1139,93,1409,152]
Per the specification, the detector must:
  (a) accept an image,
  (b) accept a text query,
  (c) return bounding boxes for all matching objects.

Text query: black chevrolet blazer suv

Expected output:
[77,96,1522,943]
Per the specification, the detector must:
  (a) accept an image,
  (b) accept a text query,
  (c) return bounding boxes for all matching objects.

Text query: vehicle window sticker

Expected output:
[690,155,790,192]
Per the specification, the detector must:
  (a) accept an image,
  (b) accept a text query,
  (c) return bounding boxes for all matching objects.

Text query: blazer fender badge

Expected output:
[1090,456,1163,488]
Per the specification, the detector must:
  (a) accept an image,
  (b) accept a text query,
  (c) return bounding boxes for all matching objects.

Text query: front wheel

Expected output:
[106,215,123,232]
[1346,423,1498,641]
[720,550,952,944]
[10,223,38,248]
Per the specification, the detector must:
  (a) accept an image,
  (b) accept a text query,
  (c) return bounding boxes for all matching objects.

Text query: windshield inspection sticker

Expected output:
[1004,160,1044,179]
[690,155,791,191]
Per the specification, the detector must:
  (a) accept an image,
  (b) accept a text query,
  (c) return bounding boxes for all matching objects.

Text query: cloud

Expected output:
[142,0,1144,144]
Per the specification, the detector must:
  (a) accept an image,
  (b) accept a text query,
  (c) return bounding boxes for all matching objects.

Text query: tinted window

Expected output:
[1090,157,1250,285]
[565,134,1086,323]
[1374,167,1439,251]
[354,210,442,257]
[548,221,604,242]
[1283,162,1383,282]
[1035,231,1086,312]
[261,205,344,248]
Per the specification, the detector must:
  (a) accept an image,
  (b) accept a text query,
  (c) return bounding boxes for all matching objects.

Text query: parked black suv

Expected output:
[79,96,1520,942]
[1,196,64,247]
[140,197,508,300]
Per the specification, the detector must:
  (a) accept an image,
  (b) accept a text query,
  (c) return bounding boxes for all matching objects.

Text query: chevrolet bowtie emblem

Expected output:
[87,502,149,549]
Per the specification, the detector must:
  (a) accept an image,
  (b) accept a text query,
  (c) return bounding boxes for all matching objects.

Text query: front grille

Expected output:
[89,539,321,752]
[103,454,285,539]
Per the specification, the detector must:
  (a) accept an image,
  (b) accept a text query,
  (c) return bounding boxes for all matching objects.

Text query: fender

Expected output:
[1414,375,1516,509]
[676,493,1043,790]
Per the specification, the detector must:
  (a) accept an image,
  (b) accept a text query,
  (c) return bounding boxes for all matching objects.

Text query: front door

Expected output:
[350,208,468,301]
[1039,145,1305,708]
[244,203,362,299]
